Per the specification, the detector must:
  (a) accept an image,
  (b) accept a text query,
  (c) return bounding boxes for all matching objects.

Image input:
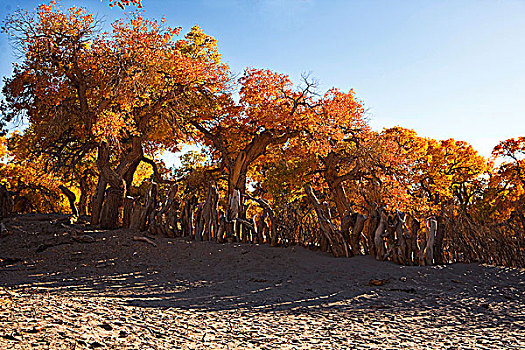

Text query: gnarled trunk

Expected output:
[94,138,143,229]
[78,168,95,217]
[305,185,349,258]
[196,184,219,241]
[322,152,352,218]
[0,184,13,219]
[90,175,106,226]
[434,215,446,264]
[58,185,79,221]
[408,217,420,265]
[365,203,379,257]
[225,133,276,230]
[244,193,278,246]
[100,185,125,229]
[421,217,437,266]
[392,211,408,265]
[374,208,388,260]
[350,213,366,255]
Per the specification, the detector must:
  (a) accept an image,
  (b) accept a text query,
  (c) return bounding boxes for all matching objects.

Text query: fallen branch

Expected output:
[133,236,157,247]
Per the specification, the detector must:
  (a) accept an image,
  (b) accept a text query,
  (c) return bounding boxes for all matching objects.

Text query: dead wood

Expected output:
[305,185,349,258]
[243,193,278,246]
[374,208,388,260]
[133,236,157,247]
[421,217,437,266]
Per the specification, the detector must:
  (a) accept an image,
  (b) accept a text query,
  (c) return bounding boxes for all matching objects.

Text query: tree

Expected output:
[189,69,318,222]
[0,132,72,213]
[381,127,490,217]
[2,2,229,228]
[486,137,525,224]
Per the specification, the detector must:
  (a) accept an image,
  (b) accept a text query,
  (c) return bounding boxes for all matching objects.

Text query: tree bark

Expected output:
[305,185,349,258]
[58,185,79,220]
[243,193,278,246]
[374,208,388,260]
[78,171,92,216]
[199,184,219,241]
[181,194,197,238]
[408,217,420,265]
[91,175,106,226]
[392,210,408,265]
[421,217,437,266]
[123,196,134,228]
[434,215,446,264]
[0,184,13,219]
[100,186,125,229]
[322,152,352,218]
[96,138,144,229]
[365,203,379,257]
[350,213,366,256]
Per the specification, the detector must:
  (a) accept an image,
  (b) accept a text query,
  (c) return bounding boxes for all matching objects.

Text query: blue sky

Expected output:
[1,0,524,157]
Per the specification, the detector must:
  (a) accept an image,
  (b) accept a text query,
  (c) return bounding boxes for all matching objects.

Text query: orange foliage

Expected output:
[381,127,491,218]
[486,137,525,220]
[0,134,71,213]
[0,0,522,246]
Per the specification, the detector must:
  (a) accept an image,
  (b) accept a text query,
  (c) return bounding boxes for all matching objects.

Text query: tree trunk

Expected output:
[365,203,379,257]
[199,184,219,241]
[408,217,420,265]
[226,189,241,241]
[91,175,106,226]
[350,213,366,256]
[58,185,79,221]
[123,196,134,228]
[305,185,349,258]
[256,211,268,244]
[195,203,204,241]
[0,184,13,219]
[149,184,178,237]
[320,151,364,219]
[181,194,197,238]
[217,210,226,243]
[243,193,278,246]
[100,186,125,229]
[374,208,388,260]
[434,215,446,264]
[78,173,91,216]
[384,212,397,261]
[392,211,408,265]
[341,213,355,242]
[421,217,437,266]
[96,138,143,229]
[165,185,180,237]
[128,183,157,231]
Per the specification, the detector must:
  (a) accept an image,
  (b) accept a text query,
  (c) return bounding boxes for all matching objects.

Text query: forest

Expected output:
[0,1,524,268]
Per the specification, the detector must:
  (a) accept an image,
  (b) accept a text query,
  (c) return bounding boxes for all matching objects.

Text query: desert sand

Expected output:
[1,214,524,349]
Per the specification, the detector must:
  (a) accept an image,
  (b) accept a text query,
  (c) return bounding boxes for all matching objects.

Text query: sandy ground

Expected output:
[0,214,524,349]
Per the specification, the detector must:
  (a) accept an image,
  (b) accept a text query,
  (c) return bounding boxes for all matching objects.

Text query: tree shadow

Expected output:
[1,214,524,329]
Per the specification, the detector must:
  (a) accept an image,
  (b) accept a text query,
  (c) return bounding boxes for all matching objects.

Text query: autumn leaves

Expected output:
[0,1,523,265]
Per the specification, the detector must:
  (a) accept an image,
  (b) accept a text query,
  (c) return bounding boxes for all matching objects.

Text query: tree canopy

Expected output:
[1,1,523,266]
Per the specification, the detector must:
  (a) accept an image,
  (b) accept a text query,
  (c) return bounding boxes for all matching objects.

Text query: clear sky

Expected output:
[1,0,524,157]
